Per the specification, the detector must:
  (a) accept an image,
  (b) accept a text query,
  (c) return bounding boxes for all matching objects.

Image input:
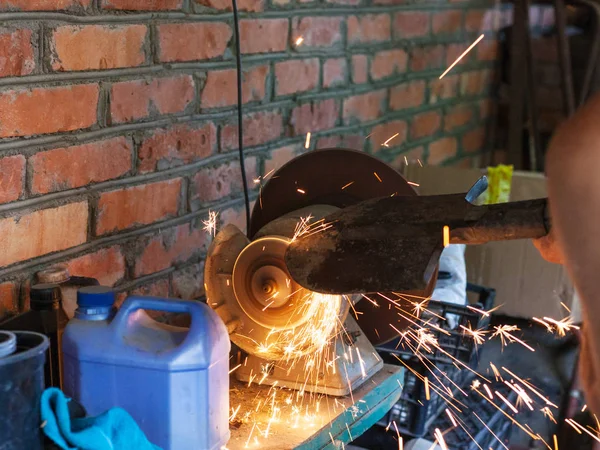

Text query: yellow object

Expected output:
[484,164,513,204]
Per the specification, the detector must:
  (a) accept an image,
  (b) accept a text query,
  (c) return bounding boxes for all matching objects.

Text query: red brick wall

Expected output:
[0,0,500,316]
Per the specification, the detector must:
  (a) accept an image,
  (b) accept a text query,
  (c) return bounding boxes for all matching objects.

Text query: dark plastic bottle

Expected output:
[0,283,68,389]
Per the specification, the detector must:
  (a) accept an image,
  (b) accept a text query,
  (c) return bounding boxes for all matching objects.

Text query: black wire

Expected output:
[232,0,252,237]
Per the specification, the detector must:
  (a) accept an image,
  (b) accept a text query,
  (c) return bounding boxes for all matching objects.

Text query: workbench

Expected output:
[228,364,403,450]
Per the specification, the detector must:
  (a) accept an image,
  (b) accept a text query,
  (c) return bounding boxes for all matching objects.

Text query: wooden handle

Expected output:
[450,198,549,245]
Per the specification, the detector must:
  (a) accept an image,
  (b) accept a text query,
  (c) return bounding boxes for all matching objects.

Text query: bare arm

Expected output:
[545,92,600,411]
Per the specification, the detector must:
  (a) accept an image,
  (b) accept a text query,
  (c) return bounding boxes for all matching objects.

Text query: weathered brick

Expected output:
[158,22,231,62]
[0,282,17,315]
[462,126,486,153]
[138,123,216,173]
[172,262,205,300]
[240,19,288,54]
[51,25,147,71]
[110,75,195,123]
[343,90,386,124]
[264,145,298,175]
[101,0,182,9]
[31,137,132,194]
[0,0,90,10]
[323,58,346,88]
[479,98,493,119]
[0,202,88,267]
[429,75,459,103]
[221,111,283,152]
[410,45,445,71]
[446,43,474,68]
[389,80,426,111]
[191,158,257,204]
[465,10,486,32]
[370,120,407,151]
[0,155,24,204]
[0,28,35,77]
[352,55,368,84]
[326,0,359,3]
[292,17,343,48]
[428,137,457,164]
[202,65,268,108]
[444,105,473,131]
[394,12,430,38]
[460,70,492,96]
[219,204,248,233]
[291,98,339,135]
[317,136,342,148]
[371,49,408,80]
[316,134,363,150]
[0,84,98,138]
[135,223,208,277]
[66,246,126,286]
[131,279,170,298]
[432,10,463,34]
[411,111,441,139]
[96,179,182,235]
[347,14,391,44]
[477,40,499,62]
[195,0,263,10]
[275,59,319,96]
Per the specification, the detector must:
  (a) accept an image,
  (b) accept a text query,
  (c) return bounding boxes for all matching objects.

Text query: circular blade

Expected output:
[250,148,437,345]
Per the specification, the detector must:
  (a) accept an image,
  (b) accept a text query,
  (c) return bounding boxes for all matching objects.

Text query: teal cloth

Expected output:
[41,388,161,450]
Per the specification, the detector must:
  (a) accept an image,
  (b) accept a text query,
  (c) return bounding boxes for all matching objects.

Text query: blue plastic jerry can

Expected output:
[62,287,230,450]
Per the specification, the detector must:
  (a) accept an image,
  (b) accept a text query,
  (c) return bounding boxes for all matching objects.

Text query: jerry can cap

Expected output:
[77,286,115,308]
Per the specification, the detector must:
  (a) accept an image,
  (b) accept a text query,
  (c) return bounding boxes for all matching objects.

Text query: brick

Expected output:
[432,10,463,34]
[479,99,493,120]
[465,10,486,32]
[428,137,457,165]
[135,223,208,277]
[221,111,283,152]
[0,155,24,204]
[0,0,90,10]
[410,45,445,71]
[460,70,492,96]
[31,138,131,195]
[389,80,426,111]
[291,99,339,135]
[444,105,473,131]
[172,263,205,300]
[264,146,298,175]
[0,202,88,267]
[343,90,386,124]
[51,25,147,71]
[462,127,486,153]
[347,14,391,44]
[138,123,216,173]
[370,120,407,151]
[411,111,441,139]
[429,75,459,103]
[66,246,125,286]
[110,75,195,123]
[371,49,408,80]
[0,29,35,77]
[220,204,248,233]
[292,17,343,48]
[477,40,499,62]
[240,19,288,54]
[101,0,182,9]
[96,179,182,235]
[323,58,346,88]
[202,65,268,108]
[394,12,430,38]
[317,135,342,148]
[446,43,473,67]
[0,282,17,315]
[195,0,263,10]
[352,55,368,84]
[275,59,319,96]
[132,279,170,298]
[0,84,98,138]
[158,22,231,62]
[191,158,257,204]
[317,134,363,150]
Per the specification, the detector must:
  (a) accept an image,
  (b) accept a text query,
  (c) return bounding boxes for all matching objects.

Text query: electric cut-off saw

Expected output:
[205,149,550,395]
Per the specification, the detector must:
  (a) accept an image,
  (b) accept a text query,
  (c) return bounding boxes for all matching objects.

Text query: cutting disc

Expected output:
[249,148,437,345]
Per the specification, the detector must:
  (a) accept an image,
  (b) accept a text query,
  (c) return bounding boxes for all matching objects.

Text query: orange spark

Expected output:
[434,428,448,450]
[297,188,306,194]
[229,363,242,375]
[554,434,559,450]
[424,376,430,400]
[305,132,311,149]
[383,133,399,147]
[407,181,420,187]
[295,36,304,46]
[446,409,458,427]
[342,181,354,190]
[443,225,450,247]
[374,172,382,182]
[495,391,519,414]
[439,34,485,79]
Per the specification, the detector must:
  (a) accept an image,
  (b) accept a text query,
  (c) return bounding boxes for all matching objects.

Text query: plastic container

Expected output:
[63,291,231,450]
[0,331,49,450]
[1,283,69,388]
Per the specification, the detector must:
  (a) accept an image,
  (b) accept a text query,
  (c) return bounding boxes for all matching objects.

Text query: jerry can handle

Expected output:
[111,296,206,332]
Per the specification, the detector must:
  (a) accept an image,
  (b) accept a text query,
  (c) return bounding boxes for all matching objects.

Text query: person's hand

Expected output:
[533,229,564,264]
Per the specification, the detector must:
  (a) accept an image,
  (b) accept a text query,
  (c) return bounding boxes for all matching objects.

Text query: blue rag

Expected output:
[41,388,162,450]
